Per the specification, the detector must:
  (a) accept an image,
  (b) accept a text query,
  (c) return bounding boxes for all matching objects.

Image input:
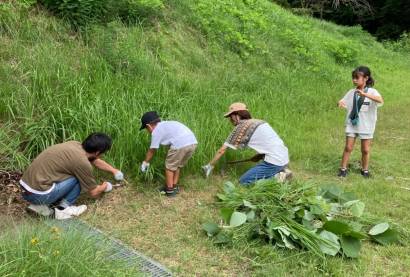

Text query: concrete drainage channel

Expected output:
[45,219,172,277]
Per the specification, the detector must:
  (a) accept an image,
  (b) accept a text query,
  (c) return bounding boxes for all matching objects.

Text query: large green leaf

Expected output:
[339,191,358,203]
[223,182,235,194]
[345,230,367,239]
[319,230,340,256]
[371,229,399,245]
[216,193,227,201]
[229,212,247,227]
[310,204,323,215]
[246,210,256,221]
[368,222,389,236]
[344,200,365,217]
[202,222,220,237]
[323,220,352,235]
[321,185,343,201]
[214,232,231,244]
[303,210,315,221]
[340,235,361,258]
[243,200,256,210]
[220,208,234,223]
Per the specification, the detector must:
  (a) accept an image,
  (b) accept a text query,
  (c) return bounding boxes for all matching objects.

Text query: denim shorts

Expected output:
[346,133,373,140]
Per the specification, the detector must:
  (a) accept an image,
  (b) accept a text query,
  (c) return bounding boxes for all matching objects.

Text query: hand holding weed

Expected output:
[338,100,347,109]
[202,164,214,178]
[114,170,124,181]
[104,182,113,192]
[140,161,150,173]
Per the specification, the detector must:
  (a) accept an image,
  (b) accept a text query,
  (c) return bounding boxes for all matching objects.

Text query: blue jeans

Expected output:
[22,177,81,207]
[239,161,285,185]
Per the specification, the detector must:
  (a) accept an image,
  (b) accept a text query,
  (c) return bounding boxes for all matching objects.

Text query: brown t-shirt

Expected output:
[21,141,97,192]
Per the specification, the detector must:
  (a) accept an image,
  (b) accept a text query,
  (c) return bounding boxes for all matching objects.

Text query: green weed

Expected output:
[0,220,142,276]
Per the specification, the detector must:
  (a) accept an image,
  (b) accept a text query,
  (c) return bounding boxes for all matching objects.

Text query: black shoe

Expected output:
[159,186,177,197]
[361,170,370,178]
[338,168,348,178]
[159,185,179,193]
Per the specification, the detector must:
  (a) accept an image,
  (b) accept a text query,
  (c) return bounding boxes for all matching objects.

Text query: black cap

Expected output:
[140,111,160,130]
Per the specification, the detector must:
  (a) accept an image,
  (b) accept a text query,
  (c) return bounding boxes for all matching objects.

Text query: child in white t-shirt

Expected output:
[337,66,384,178]
[139,111,197,197]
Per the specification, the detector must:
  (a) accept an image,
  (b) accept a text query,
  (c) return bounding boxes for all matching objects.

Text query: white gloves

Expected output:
[202,164,214,178]
[140,161,150,172]
[114,171,124,181]
[104,182,113,192]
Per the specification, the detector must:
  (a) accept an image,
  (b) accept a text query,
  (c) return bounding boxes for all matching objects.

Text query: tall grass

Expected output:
[0,220,142,276]
[1,1,410,177]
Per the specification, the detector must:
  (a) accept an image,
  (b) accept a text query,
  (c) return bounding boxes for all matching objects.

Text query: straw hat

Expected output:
[224,102,248,117]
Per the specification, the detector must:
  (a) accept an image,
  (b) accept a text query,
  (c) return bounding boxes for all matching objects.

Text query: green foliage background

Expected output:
[1,0,410,176]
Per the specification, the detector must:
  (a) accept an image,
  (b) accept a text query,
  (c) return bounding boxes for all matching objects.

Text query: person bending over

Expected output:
[140,111,197,197]
[203,102,291,185]
[20,132,124,219]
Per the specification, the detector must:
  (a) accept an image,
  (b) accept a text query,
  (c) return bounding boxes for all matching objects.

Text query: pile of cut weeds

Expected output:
[0,170,26,218]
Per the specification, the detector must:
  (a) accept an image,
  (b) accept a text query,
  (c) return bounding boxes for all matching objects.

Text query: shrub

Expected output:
[114,0,164,24]
[38,0,164,28]
[39,0,109,28]
[384,32,410,53]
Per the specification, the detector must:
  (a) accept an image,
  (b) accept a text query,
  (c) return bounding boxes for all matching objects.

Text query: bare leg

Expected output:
[341,136,356,169]
[173,169,180,185]
[165,169,175,189]
[361,139,372,170]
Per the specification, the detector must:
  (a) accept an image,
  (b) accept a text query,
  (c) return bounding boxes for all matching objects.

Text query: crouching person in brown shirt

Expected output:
[19,132,124,220]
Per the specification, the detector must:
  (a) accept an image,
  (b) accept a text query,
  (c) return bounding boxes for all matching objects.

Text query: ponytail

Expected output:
[366,76,375,87]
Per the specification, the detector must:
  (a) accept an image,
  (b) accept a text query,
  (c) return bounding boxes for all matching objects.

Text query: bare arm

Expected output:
[88,182,109,198]
[209,145,228,166]
[358,89,384,104]
[144,148,156,163]
[92,158,119,175]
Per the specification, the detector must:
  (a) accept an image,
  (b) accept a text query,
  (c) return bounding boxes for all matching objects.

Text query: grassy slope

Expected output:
[1,0,410,276]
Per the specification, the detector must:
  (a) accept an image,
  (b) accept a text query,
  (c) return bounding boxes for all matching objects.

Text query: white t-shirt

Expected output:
[342,88,382,134]
[150,121,197,150]
[224,123,289,166]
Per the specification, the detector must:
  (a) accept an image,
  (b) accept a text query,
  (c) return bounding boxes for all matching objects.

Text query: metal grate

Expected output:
[45,219,172,277]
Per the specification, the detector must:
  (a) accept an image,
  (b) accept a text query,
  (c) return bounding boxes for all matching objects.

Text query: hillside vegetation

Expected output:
[1,0,409,174]
[2,1,410,276]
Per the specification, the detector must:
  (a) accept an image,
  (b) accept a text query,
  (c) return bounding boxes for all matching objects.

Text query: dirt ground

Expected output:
[0,170,27,219]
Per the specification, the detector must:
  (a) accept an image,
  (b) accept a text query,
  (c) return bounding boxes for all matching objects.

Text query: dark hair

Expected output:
[232,110,252,120]
[352,66,375,87]
[82,132,112,154]
[149,118,161,125]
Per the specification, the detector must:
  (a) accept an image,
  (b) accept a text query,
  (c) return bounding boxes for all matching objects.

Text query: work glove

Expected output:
[202,164,214,178]
[114,170,124,181]
[104,182,113,192]
[140,161,150,173]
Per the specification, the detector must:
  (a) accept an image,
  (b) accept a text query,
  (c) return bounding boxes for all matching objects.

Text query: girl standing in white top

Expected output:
[338,66,384,178]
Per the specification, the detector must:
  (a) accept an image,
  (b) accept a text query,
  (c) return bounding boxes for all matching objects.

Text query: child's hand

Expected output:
[140,161,150,172]
[357,89,367,97]
[338,100,347,109]
[202,164,214,178]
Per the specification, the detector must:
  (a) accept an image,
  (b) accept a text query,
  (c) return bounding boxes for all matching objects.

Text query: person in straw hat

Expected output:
[202,102,291,184]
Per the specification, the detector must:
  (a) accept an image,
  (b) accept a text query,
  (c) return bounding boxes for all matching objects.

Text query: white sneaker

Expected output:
[27,204,54,217]
[275,169,293,183]
[54,208,73,220]
[62,205,87,216]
